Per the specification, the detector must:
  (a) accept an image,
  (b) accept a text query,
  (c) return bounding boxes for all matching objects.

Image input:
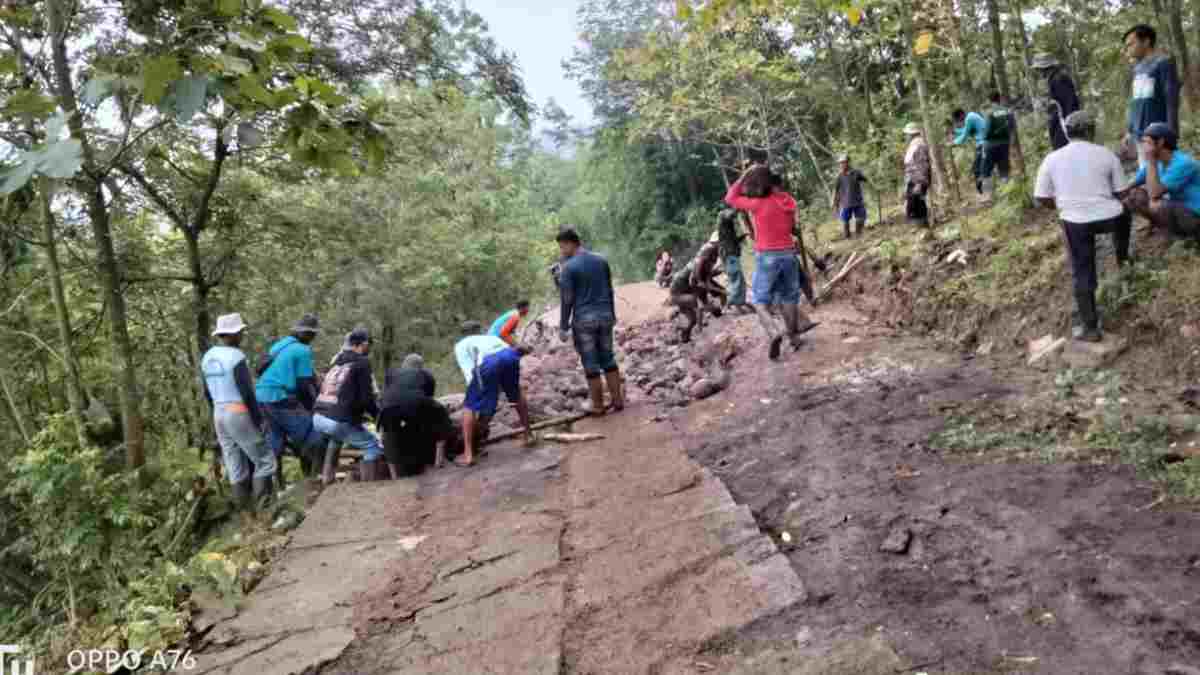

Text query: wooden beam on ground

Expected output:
[482,412,589,446]
[815,251,869,303]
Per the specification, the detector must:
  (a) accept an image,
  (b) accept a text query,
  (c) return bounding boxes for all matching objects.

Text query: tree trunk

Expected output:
[0,364,31,444]
[985,0,1010,99]
[1165,0,1196,110]
[1010,0,1037,104]
[40,178,89,447]
[184,230,212,356]
[913,57,948,220]
[48,0,145,468]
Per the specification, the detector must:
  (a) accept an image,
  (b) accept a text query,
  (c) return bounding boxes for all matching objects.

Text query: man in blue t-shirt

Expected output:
[256,313,327,487]
[557,227,623,415]
[952,108,988,195]
[1123,24,1181,164]
[1123,123,1200,241]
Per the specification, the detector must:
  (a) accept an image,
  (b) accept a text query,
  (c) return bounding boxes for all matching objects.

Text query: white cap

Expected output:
[212,313,248,336]
[903,122,922,135]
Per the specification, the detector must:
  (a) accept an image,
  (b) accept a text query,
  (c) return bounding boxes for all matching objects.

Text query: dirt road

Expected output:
[193,280,1200,675]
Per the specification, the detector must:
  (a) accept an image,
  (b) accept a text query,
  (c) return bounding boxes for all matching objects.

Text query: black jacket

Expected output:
[383,367,436,404]
[314,351,379,425]
[1047,69,1080,150]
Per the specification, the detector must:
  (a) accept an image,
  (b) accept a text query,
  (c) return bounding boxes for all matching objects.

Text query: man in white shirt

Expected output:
[452,321,533,466]
[1034,110,1132,343]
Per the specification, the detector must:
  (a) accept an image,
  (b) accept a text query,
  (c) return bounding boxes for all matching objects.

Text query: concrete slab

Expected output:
[567,469,737,552]
[572,504,759,608]
[195,626,355,675]
[568,538,805,673]
[414,578,565,653]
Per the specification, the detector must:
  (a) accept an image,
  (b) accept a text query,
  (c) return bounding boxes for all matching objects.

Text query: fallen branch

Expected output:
[815,251,869,303]
[542,432,605,443]
[482,412,589,446]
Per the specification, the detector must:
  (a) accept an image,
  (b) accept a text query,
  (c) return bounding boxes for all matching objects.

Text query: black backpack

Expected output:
[985,108,1011,143]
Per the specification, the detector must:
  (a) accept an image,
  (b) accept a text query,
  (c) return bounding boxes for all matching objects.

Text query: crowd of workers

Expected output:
[199,225,620,510]
[201,23,1195,509]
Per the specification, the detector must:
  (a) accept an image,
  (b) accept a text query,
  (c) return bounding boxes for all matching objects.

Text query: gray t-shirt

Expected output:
[833,170,867,209]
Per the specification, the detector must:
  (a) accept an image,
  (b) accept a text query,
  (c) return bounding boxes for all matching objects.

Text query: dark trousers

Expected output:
[905,181,929,225]
[981,143,1010,180]
[1062,211,1132,293]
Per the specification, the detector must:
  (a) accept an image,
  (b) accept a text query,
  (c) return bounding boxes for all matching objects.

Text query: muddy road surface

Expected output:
[193,281,1200,675]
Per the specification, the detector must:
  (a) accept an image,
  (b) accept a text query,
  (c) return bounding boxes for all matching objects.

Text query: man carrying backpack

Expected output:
[256,314,327,489]
[979,92,1015,201]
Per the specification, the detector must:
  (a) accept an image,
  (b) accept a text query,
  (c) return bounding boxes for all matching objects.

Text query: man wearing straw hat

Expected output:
[1031,52,1080,151]
[202,313,276,510]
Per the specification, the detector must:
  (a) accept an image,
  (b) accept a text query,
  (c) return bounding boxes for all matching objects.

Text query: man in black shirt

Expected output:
[716,209,749,312]
[830,155,869,239]
[1031,53,1080,150]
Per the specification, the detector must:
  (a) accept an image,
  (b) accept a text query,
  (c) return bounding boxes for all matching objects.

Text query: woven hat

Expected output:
[212,313,247,337]
[461,320,483,335]
[708,230,719,243]
[902,122,922,136]
[837,154,849,162]
[1031,53,1059,70]
[292,313,320,335]
[1063,110,1094,134]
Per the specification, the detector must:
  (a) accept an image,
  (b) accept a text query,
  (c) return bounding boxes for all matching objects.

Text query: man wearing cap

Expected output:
[202,313,275,510]
[1123,25,1180,165]
[903,123,931,227]
[1031,53,1080,150]
[256,314,326,489]
[453,326,533,467]
[716,209,749,311]
[830,155,869,239]
[313,327,388,480]
[1034,111,1131,343]
[1123,122,1200,241]
[556,227,625,414]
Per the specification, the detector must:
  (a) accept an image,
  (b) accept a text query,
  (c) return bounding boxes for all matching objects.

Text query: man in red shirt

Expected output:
[725,165,820,360]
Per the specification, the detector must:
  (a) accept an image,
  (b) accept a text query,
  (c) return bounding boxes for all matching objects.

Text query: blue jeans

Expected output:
[724,255,746,306]
[838,205,867,224]
[572,315,617,377]
[214,406,276,483]
[312,414,383,462]
[751,251,802,306]
[262,399,326,458]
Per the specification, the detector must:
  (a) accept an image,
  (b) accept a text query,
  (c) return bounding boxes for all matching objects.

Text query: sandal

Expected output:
[452,456,475,468]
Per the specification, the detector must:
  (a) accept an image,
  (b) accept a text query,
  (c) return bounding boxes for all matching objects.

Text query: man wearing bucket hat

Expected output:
[202,313,276,510]
[830,154,869,239]
[1124,122,1200,241]
[1034,111,1131,343]
[1031,52,1079,150]
[902,123,931,227]
[256,313,326,489]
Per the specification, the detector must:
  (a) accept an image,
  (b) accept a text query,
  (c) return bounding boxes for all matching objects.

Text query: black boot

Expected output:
[231,480,252,512]
[1074,290,1102,342]
[799,272,816,305]
[856,220,865,237]
[842,221,852,239]
[252,476,274,510]
[321,442,341,485]
[360,460,379,482]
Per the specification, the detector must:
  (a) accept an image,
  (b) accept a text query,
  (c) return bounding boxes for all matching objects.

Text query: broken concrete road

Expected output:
[193,414,806,674]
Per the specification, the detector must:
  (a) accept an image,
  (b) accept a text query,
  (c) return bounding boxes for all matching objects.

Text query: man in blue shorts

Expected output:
[557,227,624,415]
[830,155,869,239]
[453,324,532,467]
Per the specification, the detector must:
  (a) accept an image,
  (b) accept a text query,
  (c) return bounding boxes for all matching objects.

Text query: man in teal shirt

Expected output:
[1124,122,1200,241]
[256,313,327,487]
[952,108,988,195]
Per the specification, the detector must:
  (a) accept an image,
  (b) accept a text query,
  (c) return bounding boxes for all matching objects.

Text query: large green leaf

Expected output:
[159,76,208,122]
[217,54,253,75]
[227,31,267,52]
[0,113,84,194]
[81,76,117,106]
[141,56,183,105]
[236,75,274,106]
[260,7,298,31]
[3,88,56,118]
[216,0,241,17]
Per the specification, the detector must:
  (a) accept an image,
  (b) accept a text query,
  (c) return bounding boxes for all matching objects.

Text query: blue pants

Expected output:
[214,407,275,483]
[724,255,746,306]
[465,348,522,416]
[262,399,326,458]
[572,315,617,377]
[312,414,383,462]
[751,251,802,306]
[838,205,867,224]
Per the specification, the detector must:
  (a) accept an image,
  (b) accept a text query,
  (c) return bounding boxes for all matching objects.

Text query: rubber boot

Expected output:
[799,271,816,305]
[1074,290,1102,342]
[842,220,852,240]
[582,377,607,416]
[231,480,252,512]
[359,460,379,482]
[252,475,274,511]
[754,306,783,360]
[604,369,625,412]
[321,442,341,485]
[856,219,865,237]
